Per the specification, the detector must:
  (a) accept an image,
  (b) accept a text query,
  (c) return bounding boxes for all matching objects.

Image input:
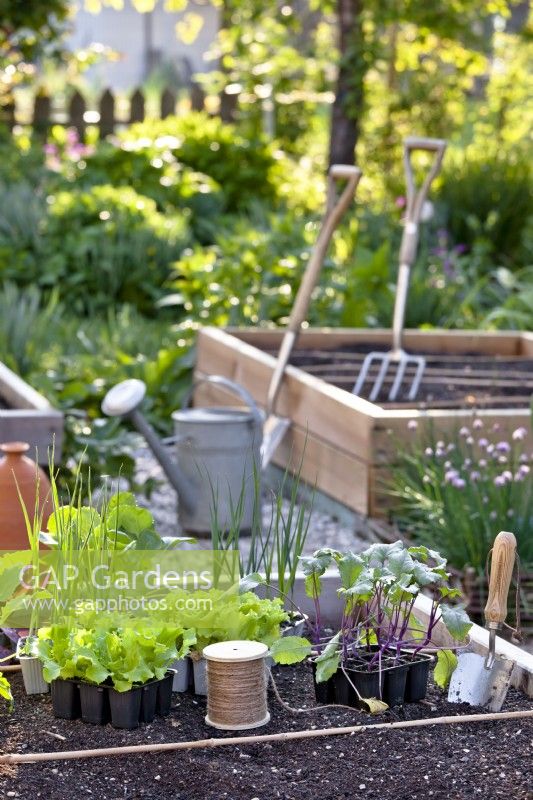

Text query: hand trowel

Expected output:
[448,530,517,712]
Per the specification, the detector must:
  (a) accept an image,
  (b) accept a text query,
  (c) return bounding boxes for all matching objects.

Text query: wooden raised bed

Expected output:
[0,361,63,464]
[195,327,533,517]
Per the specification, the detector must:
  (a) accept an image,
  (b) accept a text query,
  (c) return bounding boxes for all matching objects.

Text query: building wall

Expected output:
[68,0,219,91]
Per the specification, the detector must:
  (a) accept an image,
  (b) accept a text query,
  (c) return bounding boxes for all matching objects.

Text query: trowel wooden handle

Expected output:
[484,531,517,627]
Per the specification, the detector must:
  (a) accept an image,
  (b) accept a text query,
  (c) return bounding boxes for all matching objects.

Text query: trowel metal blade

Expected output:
[448,652,514,712]
[261,415,291,468]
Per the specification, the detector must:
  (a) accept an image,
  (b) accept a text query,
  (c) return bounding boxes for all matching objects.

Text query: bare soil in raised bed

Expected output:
[283,346,533,409]
[1,666,532,799]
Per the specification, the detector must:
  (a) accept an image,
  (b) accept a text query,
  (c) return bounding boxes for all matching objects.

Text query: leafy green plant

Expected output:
[0,672,13,710]
[438,153,532,269]
[388,419,533,571]
[163,586,310,666]
[299,541,471,684]
[117,113,283,212]
[37,620,195,691]
[40,460,193,552]
[78,140,225,243]
[39,185,189,314]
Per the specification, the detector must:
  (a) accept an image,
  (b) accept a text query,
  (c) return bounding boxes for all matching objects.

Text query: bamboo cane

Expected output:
[1,709,532,765]
[0,665,21,673]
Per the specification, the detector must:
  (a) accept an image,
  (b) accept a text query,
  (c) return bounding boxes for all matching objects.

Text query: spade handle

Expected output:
[484,531,517,628]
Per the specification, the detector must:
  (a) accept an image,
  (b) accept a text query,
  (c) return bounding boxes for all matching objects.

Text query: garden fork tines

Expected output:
[353,136,447,403]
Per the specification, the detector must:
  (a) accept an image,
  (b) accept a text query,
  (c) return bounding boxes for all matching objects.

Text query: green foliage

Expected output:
[438,154,533,268]
[0,283,62,376]
[269,635,312,665]
[118,113,283,211]
[167,208,341,327]
[37,620,194,691]
[0,182,189,314]
[0,0,69,105]
[43,185,189,313]
[39,464,193,552]
[0,672,13,710]
[214,457,313,599]
[388,419,533,571]
[78,140,225,243]
[434,649,458,689]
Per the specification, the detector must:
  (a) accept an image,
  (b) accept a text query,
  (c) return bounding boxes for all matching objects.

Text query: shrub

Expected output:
[42,185,189,313]
[0,129,48,186]
[79,141,225,243]
[166,209,344,327]
[117,112,283,212]
[438,154,533,268]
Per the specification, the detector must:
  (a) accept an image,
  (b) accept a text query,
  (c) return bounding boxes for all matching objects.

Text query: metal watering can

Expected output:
[102,375,263,535]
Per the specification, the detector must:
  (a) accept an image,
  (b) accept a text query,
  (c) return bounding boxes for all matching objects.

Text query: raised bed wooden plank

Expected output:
[0,362,63,464]
[227,327,524,356]
[196,328,379,458]
[0,410,63,464]
[413,593,533,698]
[0,362,51,411]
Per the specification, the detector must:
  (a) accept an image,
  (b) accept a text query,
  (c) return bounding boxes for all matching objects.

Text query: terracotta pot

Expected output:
[0,442,52,550]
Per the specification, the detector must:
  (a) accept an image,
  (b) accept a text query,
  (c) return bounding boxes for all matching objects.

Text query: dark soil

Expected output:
[281,346,533,409]
[1,666,532,800]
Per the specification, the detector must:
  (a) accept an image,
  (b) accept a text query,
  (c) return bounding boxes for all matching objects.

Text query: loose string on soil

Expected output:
[1,710,532,765]
[268,668,381,715]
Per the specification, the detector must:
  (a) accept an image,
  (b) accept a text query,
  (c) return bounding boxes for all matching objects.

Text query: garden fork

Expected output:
[352,136,447,403]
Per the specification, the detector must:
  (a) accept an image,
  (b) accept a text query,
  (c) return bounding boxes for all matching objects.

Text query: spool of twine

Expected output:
[203,641,270,731]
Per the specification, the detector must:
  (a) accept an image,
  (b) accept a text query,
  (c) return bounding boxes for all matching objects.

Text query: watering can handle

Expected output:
[182,375,263,427]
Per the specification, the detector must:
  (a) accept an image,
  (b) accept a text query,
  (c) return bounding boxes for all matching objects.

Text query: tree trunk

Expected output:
[328,0,365,167]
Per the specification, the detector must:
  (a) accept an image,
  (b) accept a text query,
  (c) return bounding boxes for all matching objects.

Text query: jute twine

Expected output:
[206,657,269,730]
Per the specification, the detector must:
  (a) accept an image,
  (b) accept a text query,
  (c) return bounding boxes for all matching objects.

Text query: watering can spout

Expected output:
[101,379,197,514]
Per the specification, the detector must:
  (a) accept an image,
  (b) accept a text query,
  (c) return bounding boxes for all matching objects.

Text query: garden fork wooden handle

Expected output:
[267,165,361,413]
[403,136,447,233]
[391,137,446,355]
[484,531,517,628]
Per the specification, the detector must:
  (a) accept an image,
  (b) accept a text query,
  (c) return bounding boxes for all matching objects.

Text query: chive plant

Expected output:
[389,418,533,571]
[210,455,313,599]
